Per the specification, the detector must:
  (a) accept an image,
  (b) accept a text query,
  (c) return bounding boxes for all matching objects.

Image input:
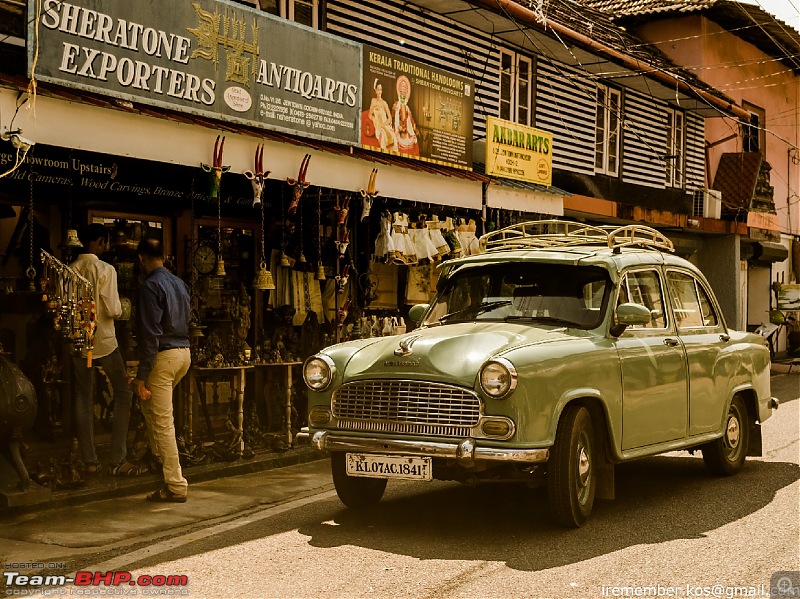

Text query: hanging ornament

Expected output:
[201,135,230,200]
[26,173,37,291]
[295,186,308,269]
[279,183,290,268]
[315,188,326,280]
[59,170,83,250]
[62,229,82,248]
[253,182,275,291]
[215,183,226,278]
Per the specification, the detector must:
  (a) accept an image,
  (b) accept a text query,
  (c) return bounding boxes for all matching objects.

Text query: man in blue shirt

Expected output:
[133,237,191,503]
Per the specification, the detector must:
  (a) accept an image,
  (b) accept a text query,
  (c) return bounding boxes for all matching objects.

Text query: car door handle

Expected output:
[664,338,680,347]
[720,333,730,342]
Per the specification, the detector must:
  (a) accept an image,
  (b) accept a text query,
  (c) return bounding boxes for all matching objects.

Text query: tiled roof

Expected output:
[579,0,717,16]
[577,0,800,72]
[712,151,761,210]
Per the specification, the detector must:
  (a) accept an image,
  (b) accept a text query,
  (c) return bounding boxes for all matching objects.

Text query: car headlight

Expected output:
[479,358,517,399]
[303,354,336,391]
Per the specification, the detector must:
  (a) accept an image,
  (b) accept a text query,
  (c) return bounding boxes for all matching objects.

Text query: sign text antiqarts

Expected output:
[30,0,362,144]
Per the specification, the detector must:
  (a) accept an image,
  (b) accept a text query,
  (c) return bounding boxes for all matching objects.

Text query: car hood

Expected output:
[340,322,578,382]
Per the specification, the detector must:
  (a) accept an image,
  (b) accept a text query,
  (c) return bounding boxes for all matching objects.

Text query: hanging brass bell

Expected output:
[279,252,291,268]
[315,263,326,281]
[62,229,83,248]
[215,256,227,277]
[253,262,276,290]
[298,252,307,264]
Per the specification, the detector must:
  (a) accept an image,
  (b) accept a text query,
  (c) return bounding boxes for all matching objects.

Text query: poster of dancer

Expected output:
[361,45,474,170]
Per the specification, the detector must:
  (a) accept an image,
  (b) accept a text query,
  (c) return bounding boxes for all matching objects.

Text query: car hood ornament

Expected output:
[394,334,422,356]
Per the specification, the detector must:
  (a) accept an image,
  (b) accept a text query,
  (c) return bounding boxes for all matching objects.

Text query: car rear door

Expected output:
[664,269,729,436]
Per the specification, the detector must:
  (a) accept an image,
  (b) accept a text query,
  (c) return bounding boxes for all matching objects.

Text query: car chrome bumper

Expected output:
[298,430,550,467]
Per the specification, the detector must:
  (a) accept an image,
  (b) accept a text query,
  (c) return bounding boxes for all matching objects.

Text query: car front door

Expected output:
[615,268,689,450]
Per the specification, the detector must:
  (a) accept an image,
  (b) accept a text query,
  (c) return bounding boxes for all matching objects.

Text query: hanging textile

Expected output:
[405,263,441,305]
[369,261,400,309]
[291,270,324,326]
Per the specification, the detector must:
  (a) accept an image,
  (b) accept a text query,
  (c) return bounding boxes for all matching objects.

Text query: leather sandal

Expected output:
[109,459,147,476]
[146,487,187,503]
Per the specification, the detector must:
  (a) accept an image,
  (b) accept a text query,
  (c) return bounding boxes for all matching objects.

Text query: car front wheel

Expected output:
[547,404,596,527]
[702,395,750,476]
[330,452,388,508]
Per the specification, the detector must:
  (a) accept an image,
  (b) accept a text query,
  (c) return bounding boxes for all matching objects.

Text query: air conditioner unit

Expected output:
[692,189,722,219]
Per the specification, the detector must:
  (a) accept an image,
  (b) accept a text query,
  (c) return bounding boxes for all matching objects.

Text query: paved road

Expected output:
[2,373,798,598]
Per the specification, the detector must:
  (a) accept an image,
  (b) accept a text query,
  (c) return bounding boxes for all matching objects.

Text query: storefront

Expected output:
[0,1,565,502]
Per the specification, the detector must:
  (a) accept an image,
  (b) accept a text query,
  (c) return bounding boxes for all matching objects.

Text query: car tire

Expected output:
[547,404,596,527]
[702,395,750,476]
[330,452,388,508]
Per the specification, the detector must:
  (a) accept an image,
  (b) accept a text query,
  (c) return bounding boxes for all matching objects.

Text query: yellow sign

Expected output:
[485,116,553,186]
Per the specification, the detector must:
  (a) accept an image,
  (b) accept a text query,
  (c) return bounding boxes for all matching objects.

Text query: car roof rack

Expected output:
[479,220,675,254]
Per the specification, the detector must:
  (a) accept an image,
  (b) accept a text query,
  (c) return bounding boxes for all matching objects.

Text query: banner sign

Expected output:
[27,0,362,144]
[0,144,258,218]
[361,45,473,170]
[485,116,553,186]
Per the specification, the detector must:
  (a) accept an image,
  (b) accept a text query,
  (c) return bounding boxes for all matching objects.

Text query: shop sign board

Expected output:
[0,144,257,218]
[27,0,362,145]
[361,45,473,170]
[485,116,553,186]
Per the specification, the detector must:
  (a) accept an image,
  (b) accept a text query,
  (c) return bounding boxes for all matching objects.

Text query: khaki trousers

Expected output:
[140,347,191,495]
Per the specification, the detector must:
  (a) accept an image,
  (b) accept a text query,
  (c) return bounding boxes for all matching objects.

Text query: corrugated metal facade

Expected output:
[534,60,597,175]
[326,0,498,142]
[622,89,668,188]
[326,0,707,193]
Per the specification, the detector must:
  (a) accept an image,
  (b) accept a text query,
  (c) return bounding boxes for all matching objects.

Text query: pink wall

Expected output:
[639,15,800,236]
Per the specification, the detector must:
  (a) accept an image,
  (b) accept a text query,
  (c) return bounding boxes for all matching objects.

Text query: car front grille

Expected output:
[332,380,481,437]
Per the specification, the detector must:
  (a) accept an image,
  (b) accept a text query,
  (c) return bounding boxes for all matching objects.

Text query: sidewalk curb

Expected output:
[1,446,328,517]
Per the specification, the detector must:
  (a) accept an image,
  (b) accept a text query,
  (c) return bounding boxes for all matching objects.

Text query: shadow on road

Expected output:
[296,455,799,572]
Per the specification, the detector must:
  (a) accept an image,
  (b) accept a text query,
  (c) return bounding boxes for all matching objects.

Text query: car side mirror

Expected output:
[610,302,652,337]
[408,303,429,325]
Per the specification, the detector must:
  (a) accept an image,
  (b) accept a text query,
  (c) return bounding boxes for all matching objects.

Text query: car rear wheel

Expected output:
[547,404,596,527]
[330,452,388,508]
[702,395,750,476]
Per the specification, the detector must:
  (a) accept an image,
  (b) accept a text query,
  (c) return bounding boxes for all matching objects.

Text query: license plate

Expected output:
[346,453,432,481]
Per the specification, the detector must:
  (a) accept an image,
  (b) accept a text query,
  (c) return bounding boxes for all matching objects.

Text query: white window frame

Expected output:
[287,0,319,28]
[595,84,621,177]
[499,49,532,126]
[260,0,320,28]
[665,107,685,188]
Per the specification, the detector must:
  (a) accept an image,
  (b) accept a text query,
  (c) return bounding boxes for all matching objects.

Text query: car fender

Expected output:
[499,338,623,448]
[548,389,624,462]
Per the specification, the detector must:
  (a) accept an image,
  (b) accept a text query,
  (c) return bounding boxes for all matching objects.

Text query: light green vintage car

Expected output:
[300,221,778,527]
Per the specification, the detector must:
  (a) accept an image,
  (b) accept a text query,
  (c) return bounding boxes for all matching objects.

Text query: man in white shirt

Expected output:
[70,224,142,476]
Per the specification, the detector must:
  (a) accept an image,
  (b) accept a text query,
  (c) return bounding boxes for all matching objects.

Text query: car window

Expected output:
[618,270,667,328]
[697,284,719,327]
[425,262,611,328]
[667,271,718,328]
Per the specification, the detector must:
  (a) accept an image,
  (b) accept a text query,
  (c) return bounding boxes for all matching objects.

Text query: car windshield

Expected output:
[424,262,611,329]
